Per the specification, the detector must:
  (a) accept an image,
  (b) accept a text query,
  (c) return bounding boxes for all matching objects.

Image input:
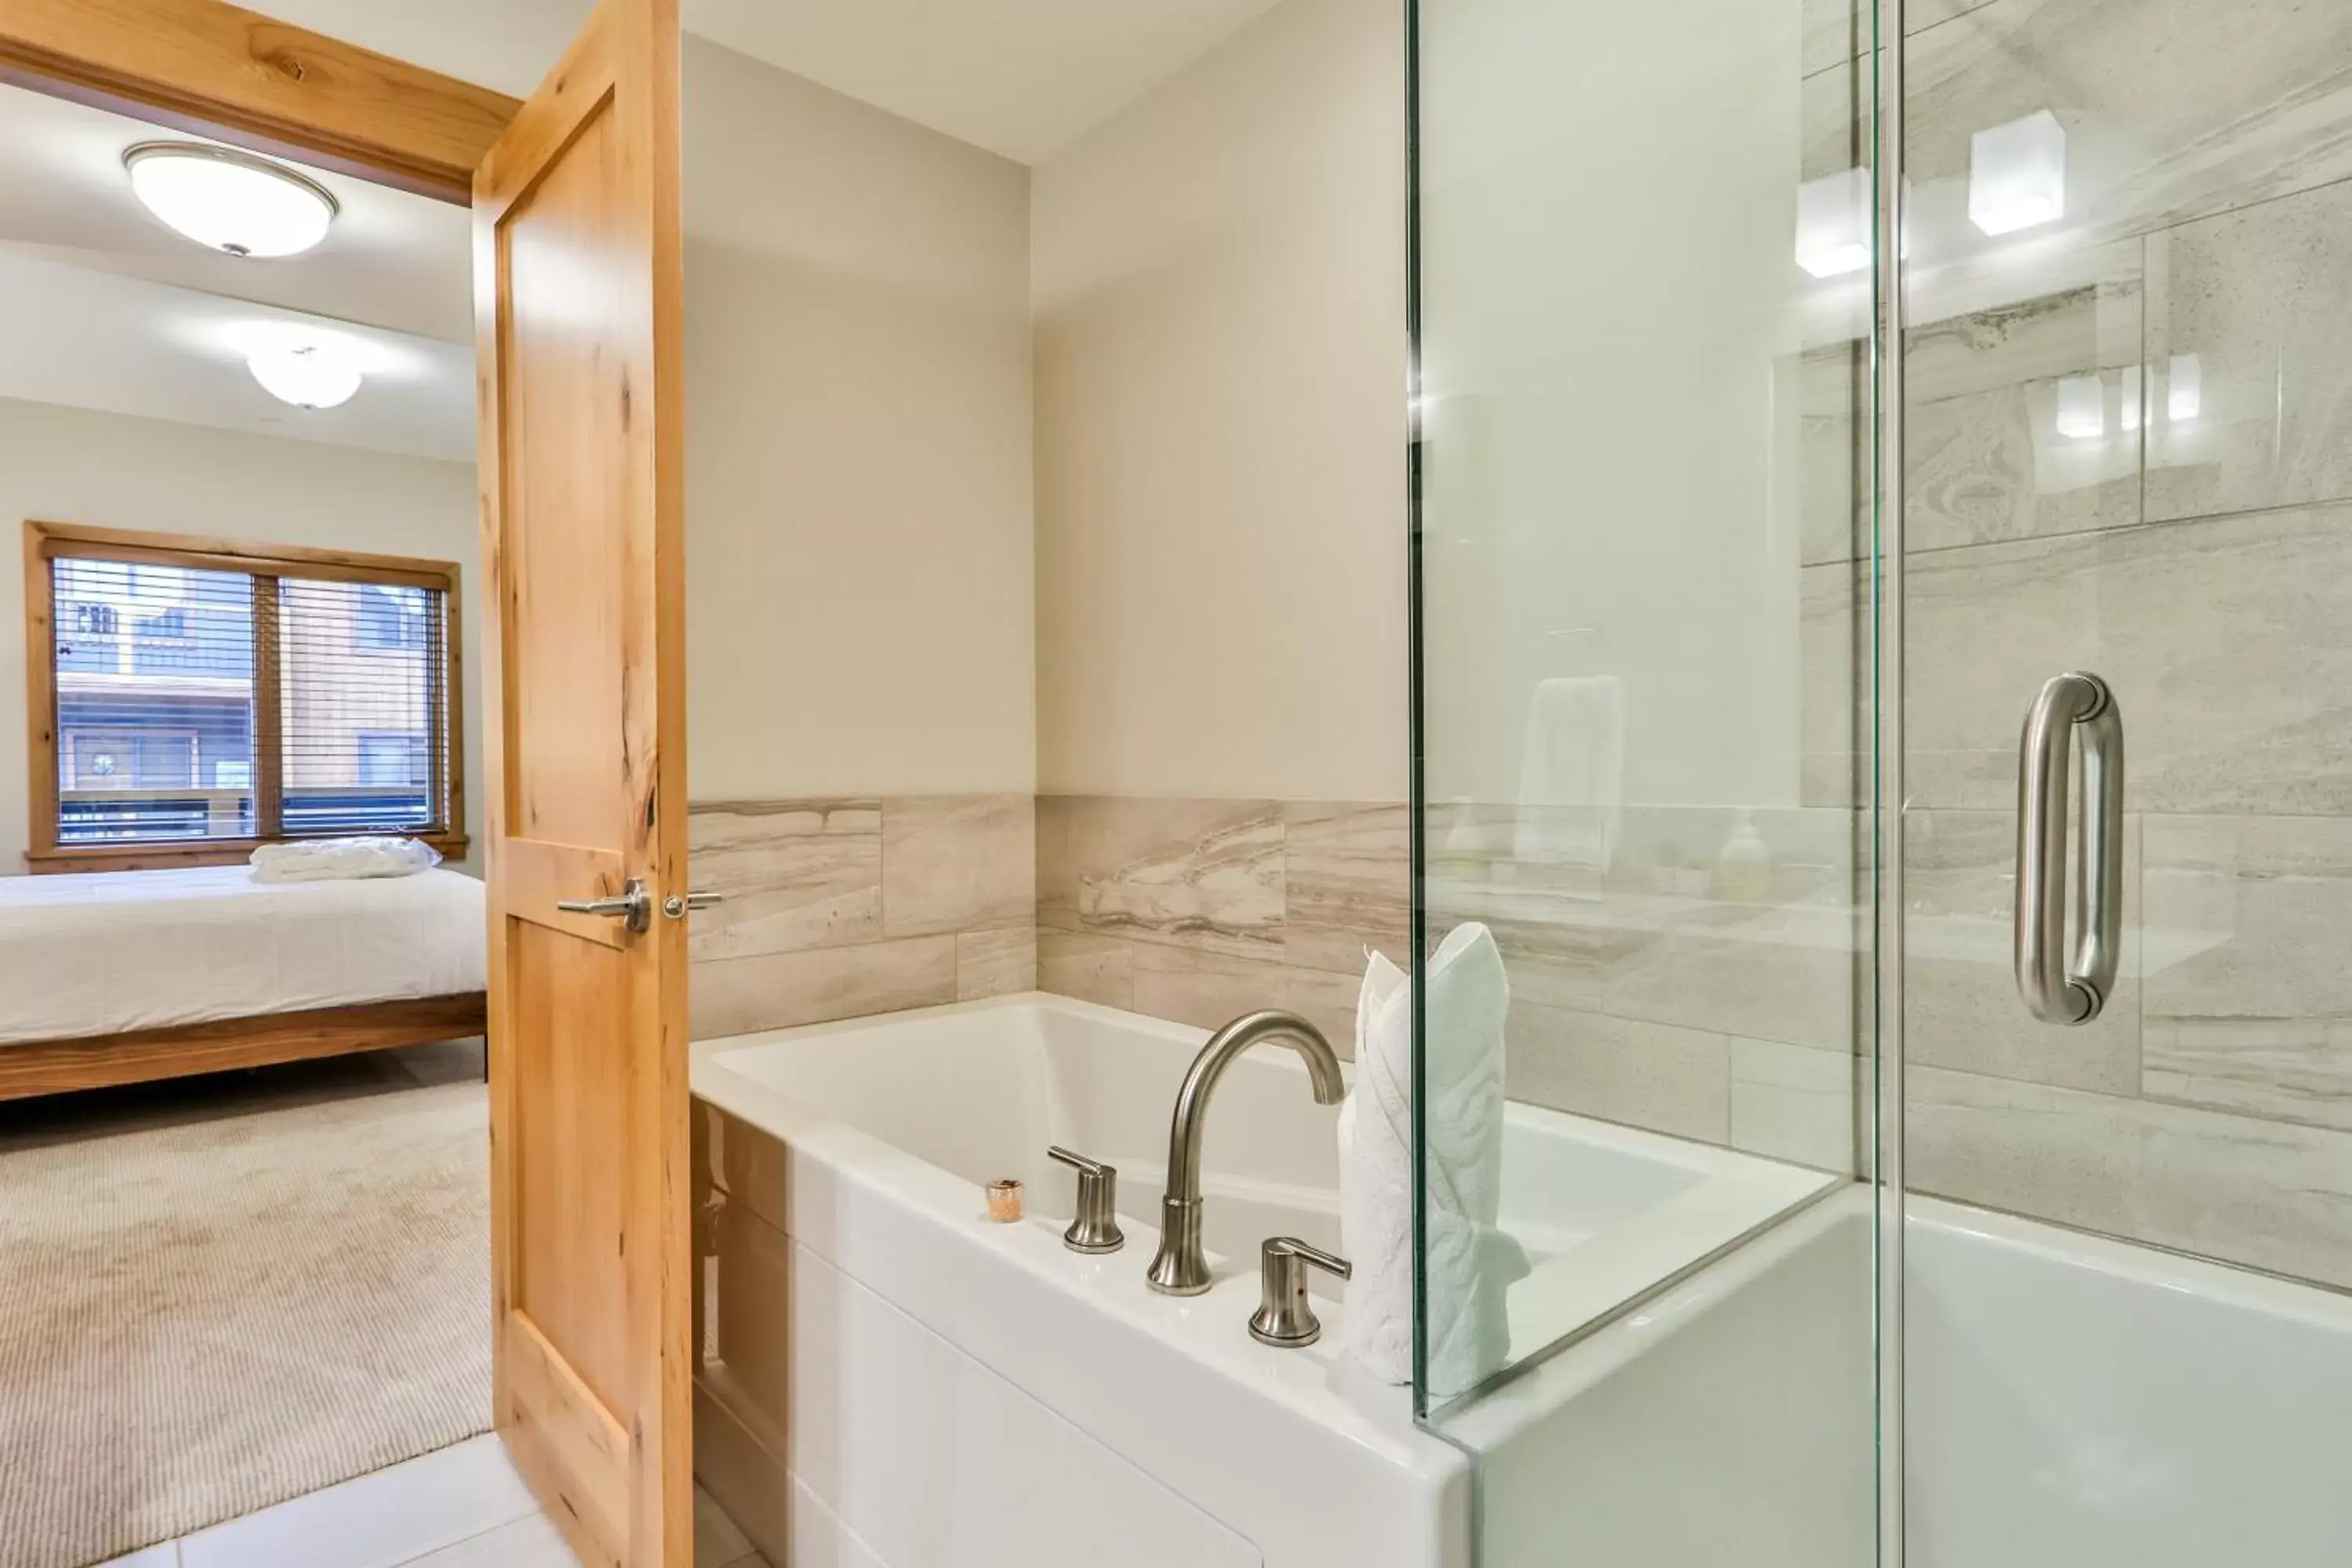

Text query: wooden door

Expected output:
[472,0,688,1563]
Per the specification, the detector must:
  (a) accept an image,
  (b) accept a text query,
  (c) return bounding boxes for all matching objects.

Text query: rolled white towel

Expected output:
[1340,924,1526,1397]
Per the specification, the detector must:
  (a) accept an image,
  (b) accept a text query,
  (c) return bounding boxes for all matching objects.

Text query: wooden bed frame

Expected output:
[0,992,488,1101]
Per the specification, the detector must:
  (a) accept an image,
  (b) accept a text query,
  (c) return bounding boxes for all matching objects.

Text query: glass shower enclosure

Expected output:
[1410,0,2352,1563]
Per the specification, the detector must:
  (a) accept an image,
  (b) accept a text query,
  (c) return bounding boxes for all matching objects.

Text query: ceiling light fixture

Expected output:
[248,343,362,409]
[1968,111,2067,238]
[124,142,339,259]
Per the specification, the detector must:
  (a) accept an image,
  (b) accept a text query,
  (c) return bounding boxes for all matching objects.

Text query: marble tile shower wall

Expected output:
[687,796,1036,1039]
[1035,796,1862,1174]
[1797,0,2352,1287]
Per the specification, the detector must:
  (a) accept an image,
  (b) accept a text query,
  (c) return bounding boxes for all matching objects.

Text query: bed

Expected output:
[0,864,487,1100]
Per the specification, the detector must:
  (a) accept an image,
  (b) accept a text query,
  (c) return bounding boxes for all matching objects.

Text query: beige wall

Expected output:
[0,396,482,877]
[1031,0,1409,804]
[683,36,1036,803]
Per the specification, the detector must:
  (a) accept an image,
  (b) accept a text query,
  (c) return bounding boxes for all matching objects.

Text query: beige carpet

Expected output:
[0,1047,492,1568]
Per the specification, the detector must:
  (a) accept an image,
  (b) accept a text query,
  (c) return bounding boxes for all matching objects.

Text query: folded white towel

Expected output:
[1339,923,1526,1398]
[1513,675,1625,875]
[249,836,443,884]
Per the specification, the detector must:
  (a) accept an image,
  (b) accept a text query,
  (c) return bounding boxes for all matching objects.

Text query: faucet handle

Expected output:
[1250,1236,1352,1348]
[1045,1146,1125,1254]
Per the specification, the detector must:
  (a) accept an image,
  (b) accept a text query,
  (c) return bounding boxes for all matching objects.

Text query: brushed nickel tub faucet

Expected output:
[1145,1010,1344,1296]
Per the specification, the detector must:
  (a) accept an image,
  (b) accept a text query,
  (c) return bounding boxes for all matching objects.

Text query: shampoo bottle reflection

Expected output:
[1712,808,1773,905]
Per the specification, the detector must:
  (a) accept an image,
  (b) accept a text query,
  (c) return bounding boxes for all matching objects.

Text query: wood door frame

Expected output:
[0,0,519,201]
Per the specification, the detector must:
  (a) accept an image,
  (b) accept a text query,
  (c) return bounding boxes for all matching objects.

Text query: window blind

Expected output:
[278,577,446,837]
[46,549,454,851]
[51,558,258,844]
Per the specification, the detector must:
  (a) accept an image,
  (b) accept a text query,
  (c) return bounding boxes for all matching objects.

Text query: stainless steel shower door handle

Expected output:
[2014,672,2123,1025]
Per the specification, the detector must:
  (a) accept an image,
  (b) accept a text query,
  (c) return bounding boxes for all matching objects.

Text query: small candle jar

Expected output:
[985,1178,1024,1223]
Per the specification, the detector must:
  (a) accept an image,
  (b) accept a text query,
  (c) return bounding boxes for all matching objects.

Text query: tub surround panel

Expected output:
[1035,795,1407,1047]
[691,794,1036,1039]
[1041,794,1861,1165]
[685,800,887,962]
[693,936,962,1042]
[1907,1063,2352,1291]
[882,794,1036,939]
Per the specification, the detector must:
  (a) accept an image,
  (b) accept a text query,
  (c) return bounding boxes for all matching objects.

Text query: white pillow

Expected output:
[249,837,443,884]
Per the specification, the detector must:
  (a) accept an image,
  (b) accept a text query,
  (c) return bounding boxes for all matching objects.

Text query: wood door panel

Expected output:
[510,916,633,1411]
[499,98,630,855]
[503,1307,630,1567]
[503,836,630,946]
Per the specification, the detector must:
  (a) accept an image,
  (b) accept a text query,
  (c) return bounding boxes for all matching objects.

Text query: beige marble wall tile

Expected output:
[2147,180,2352,524]
[1907,256,2143,408]
[1127,941,1298,1035]
[1907,1062,2352,1290]
[1507,1006,1733,1145]
[1798,557,1865,808]
[691,935,958,1039]
[1282,963,1367,1056]
[685,800,883,962]
[1036,929,1133,1011]
[1904,808,2143,1094]
[2143,814,2352,1131]
[1901,503,2352,814]
[1906,374,2140,553]
[1868,0,2352,245]
[1730,1036,1860,1174]
[880,793,1034,938]
[1798,343,1867,571]
[1282,800,1410,975]
[1801,0,1999,78]
[1057,796,1285,957]
[955,927,1037,1002]
[1433,807,1858,1054]
[1035,793,1077,931]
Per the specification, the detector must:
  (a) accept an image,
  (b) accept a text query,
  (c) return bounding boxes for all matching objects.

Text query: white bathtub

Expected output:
[1449,1188,2352,1567]
[687,992,1833,1568]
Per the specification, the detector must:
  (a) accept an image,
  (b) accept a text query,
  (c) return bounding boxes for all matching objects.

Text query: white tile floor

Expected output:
[96,1435,768,1568]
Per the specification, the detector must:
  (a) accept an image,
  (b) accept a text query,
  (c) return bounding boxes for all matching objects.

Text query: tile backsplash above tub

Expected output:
[1034,796,1410,1047]
[688,794,1036,1040]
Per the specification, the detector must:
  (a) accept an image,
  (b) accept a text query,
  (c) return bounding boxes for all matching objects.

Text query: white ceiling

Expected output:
[0,251,474,461]
[243,0,1287,164]
[0,0,1283,463]
[0,85,474,461]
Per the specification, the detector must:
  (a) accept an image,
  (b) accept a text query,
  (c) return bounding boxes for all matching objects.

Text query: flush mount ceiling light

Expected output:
[248,342,362,408]
[1969,110,2067,237]
[124,142,339,258]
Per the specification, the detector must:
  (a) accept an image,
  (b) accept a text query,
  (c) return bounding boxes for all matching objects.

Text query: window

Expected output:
[25,522,466,872]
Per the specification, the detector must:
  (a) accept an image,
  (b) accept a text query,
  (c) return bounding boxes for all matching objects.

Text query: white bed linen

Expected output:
[0,865,486,1046]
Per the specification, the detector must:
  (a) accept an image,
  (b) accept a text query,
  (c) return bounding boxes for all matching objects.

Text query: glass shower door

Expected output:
[1890,1,2352,1562]
[1410,0,1879,1562]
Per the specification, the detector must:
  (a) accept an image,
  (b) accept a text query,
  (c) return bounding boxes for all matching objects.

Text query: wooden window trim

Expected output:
[24,519,468,873]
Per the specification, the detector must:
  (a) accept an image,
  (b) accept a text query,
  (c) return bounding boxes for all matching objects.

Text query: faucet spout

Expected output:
[1145,1010,1343,1297]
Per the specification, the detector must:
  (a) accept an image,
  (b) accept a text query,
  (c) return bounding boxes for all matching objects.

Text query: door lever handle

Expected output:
[557,877,651,934]
[2014,672,2123,1025]
[662,891,723,920]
